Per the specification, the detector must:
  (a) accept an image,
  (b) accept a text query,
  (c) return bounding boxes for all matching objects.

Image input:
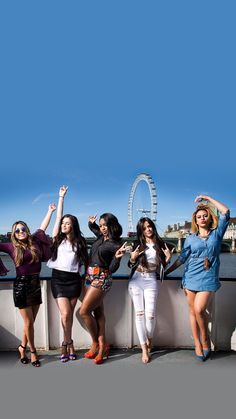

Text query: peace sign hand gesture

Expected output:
[59,186,68,198]
[88,215,97,224]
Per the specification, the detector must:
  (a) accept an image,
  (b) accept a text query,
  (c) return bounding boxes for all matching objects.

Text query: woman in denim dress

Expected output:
[165,195,230,361]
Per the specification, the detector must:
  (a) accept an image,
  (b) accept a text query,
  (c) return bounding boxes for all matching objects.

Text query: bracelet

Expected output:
[59,195,64,198]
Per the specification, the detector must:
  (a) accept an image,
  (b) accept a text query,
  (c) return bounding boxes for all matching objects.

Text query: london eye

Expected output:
[128,173,157,234]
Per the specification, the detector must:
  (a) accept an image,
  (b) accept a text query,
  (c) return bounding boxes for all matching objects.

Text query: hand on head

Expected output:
[195,195,209,203]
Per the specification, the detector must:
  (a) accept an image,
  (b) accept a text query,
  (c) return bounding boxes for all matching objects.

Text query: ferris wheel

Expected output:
[128,173,157,233]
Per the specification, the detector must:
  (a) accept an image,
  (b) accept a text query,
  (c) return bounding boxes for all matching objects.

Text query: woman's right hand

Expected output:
[59,185,68,198]
[195,195,210,203]
[88,215,97,224]
[130,245,144,263]
[48,203,56,212]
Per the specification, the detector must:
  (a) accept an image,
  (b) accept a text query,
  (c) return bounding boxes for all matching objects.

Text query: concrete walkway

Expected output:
[0,347,235,370]
[1,348,236,419]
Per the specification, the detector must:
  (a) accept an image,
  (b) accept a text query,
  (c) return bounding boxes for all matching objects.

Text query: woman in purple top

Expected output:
[0,204,56,367]
[165,195,230,362]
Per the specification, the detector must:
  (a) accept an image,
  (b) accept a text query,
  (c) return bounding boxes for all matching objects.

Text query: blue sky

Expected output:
[1,1,236,237]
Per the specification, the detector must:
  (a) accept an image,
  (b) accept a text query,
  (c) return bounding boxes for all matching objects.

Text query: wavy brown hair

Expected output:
[11,221,41,267]
[191,204,218,233]
[136,217,168,269]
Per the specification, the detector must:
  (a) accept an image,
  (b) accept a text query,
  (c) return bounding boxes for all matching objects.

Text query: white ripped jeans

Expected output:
[128,271,158,346]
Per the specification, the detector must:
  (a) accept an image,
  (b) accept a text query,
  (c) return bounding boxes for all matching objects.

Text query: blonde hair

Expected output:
[11,221,40,267]
[191,204,218,234]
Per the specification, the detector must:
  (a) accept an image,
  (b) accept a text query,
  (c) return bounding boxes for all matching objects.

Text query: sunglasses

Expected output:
[15,227,27,234]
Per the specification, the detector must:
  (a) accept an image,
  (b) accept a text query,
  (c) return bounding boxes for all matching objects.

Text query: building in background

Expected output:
[164,217,236,239]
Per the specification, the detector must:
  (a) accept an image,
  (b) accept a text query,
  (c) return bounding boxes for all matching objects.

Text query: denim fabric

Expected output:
[178,211,230,292]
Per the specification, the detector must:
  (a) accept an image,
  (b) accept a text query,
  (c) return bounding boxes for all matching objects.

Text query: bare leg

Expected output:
[19,304,40,349]
[56,297,78,344]
[184,290,203,356]
[194,291,213,350]
[19,306,40,363]
[79,286,104,353]
[93,303,106,354]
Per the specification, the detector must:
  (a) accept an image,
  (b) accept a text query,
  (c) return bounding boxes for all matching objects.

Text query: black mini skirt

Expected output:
[51,269,82,299]
[13,274,42,309]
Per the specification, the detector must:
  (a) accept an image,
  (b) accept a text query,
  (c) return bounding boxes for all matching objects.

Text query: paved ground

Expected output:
[0,347,235,369]
[1,348,235,419]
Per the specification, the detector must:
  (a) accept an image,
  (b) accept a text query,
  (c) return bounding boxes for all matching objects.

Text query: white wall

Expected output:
[0,278,235,351]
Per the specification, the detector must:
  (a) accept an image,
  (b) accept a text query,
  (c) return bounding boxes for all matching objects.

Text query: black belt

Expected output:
[16,274,39,281]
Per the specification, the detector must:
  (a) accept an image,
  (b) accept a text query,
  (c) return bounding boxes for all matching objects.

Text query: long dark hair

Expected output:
[51,214,89,270]
[100,213,123,242]
[136,217,167,268]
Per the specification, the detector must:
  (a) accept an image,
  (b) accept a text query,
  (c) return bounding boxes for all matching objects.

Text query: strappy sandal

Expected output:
[67,339,77,361]
[93,344,110,365]
[84,344,99,359]
[30,349,41,367]
[18,344,29,365]
[60,341,69,363]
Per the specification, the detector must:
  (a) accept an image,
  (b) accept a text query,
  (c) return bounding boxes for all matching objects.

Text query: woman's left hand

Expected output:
[161,243,174,264]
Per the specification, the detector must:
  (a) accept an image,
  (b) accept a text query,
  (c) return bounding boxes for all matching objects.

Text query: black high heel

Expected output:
[18,344,29,365]
[30,349,41,367]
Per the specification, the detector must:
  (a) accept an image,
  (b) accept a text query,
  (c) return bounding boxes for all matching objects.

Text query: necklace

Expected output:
[198,231,210,239]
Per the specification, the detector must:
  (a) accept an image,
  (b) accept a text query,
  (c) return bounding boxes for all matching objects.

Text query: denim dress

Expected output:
[178,211,230,292]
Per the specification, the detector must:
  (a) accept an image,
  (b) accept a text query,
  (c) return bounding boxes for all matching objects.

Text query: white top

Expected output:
[47,240,79,273]
[145,243,157,266]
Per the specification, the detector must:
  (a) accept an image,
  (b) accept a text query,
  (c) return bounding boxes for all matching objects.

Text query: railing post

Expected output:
[209,293,216,351]
[41,279,49,351]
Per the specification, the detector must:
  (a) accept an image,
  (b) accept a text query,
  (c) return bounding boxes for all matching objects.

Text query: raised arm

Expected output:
[195,195,229,215]
[52,186,68,238]
[39,203,56,232]
[88,215,101,238]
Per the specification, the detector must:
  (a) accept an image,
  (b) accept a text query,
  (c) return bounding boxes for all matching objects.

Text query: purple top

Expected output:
[0,229,52,277]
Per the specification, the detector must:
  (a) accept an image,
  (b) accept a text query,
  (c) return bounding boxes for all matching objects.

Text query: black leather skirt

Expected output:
[51,269,82,299]
[13,274,42,309]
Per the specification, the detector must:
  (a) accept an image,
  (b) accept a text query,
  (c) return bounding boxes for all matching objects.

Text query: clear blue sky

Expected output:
[1,1,236,237]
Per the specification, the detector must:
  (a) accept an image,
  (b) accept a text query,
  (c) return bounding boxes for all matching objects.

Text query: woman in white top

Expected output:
[47,186,88,362]
[128,217,173,364]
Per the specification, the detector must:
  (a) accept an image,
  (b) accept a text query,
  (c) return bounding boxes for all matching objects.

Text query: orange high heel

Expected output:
[93,344,110,365]
[84,345,99,359]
